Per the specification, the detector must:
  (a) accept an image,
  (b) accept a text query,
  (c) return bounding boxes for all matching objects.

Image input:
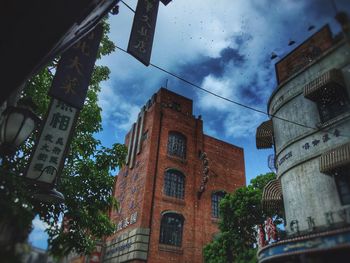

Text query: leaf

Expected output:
[0,20,127,257]
[204,172,282,263]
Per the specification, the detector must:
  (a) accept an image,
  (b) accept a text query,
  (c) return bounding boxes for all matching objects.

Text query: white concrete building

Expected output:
[256,23,350,263]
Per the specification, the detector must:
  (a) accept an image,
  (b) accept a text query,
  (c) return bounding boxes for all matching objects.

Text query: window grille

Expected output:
[164,170,185,199]
[335,169,350,205]
[317,95,349,123]
[159,213,184,247]
[211,191,226,218]
[303,69,349,123]
[167,132,186,159]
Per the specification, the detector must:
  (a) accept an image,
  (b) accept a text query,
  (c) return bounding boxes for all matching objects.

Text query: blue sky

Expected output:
[29,0,350,250]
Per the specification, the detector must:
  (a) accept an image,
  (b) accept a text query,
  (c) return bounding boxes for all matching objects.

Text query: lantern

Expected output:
[0,102,40,156]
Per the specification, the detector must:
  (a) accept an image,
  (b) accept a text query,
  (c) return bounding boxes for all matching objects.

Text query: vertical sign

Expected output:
[127,0,160,66]
[25,99,77,185]
[49,24,104,109]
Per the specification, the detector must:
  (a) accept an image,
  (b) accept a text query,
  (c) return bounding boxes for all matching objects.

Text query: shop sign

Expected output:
[127,0,160,66]
[25,99,77,185]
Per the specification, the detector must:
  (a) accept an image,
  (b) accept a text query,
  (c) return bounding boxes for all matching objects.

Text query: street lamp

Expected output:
[32,186,65,204]
[0,101,64,203]
[0,100,40,156]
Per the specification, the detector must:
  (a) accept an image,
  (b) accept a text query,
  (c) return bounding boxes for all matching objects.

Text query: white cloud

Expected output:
[29,217,49,249]
[223,110,265,138]
[197,75,234,111]
[32,216,49,231]
[99,84,141,132]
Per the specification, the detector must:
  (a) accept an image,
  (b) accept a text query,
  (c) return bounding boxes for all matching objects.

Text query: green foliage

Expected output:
[0,21,126,258]
[203,173,281,263]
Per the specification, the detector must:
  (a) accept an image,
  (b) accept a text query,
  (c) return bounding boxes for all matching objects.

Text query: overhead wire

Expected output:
[120,0,135,12]
[116,46,317,131]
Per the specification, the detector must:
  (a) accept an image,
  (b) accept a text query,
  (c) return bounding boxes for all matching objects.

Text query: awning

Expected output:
[262,179,283,212]
[256,120,273,149]
[320,142,350,174]
[303,68,345,101]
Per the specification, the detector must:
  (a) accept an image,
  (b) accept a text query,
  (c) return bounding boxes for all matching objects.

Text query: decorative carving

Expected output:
[258,224,266,248]
[197,152,210,199]
[265,217,278,242]
[257,218,278,248]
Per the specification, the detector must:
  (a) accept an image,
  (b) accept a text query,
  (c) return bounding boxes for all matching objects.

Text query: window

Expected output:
[167,132,186,159]
[159,213,184,246]
[317,92,349,123]
[164,170,185,199]
[172,102,181,112]
[335,169,350,205]
[141,130,148,141]
[303,69,349,124]
[211,191,226,218]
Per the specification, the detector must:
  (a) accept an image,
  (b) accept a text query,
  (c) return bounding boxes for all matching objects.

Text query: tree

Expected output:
[203,173,282,263]
[0,21,127,260]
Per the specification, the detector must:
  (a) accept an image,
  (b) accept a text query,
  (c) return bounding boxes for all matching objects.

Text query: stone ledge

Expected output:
[211,217,219,224]
[166,154,188,165]
[162,195,186,206]
[158,244,184,254]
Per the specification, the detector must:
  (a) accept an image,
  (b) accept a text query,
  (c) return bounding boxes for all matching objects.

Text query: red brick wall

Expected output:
[106,88,245,263]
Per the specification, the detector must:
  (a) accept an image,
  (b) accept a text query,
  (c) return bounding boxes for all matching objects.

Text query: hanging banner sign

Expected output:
[127,0,160,66]
[49,23,104,109]
[25,99,78,185]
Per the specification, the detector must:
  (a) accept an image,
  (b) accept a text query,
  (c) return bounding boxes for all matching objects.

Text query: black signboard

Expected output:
[49,24,104,109]
[127,0,160,66]
[25,99,78,187]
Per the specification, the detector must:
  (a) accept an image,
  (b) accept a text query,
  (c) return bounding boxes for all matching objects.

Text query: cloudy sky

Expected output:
[30,0,350,249]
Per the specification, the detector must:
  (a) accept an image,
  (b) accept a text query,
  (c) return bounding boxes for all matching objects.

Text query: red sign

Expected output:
[275,25,333,84]
[89,244,103,263]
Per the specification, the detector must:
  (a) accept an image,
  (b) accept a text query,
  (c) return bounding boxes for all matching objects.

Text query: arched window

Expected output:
[167,132,187,159]
[164,170,185,199]
[211,191,226,218]
[159,212,184,247]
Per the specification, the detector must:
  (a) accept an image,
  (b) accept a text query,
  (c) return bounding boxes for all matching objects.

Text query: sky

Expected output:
[29,0,350,250]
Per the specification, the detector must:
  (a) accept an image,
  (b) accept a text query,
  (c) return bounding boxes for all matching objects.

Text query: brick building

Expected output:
[103,88,245,263]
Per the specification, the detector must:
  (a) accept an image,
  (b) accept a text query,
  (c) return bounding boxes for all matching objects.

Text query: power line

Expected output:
[120,0,135,12]
[115,46,315,131]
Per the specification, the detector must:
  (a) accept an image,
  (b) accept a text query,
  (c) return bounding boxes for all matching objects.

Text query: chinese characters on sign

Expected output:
[289,207,350,234]
[278,151,292,166]
[127,0,160,66]
[301,129,340,151]
[26,99,77,184]
[278,129,341,167]
[49,24,104,109]
[116,212,138,232]
[105,242,132,257]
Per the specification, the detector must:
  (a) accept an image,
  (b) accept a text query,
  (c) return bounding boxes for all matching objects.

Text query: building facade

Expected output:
[256,24,350,262]
[103,88,245,263]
